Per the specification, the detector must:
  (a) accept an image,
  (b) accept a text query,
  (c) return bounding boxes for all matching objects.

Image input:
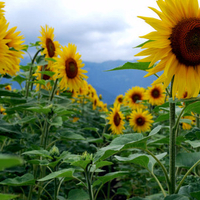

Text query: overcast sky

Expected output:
[4,0,158,62]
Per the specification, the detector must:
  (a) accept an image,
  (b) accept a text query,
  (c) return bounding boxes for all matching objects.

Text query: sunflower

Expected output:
[34,62,56,91]
[0,17,24,76]
[135,0,200,99]
[182,115,195,130]
[146,84,165,105]
[129,108,153,133]
[4,85,11,91]
[0,2,5,18]
[38,25,60,59]
[124,86,146,109]
[107,103,125,135]
[0,105,6,115]
[55,43,88,91]
[114,94,124,105]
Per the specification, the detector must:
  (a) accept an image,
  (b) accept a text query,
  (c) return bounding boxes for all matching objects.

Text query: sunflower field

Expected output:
[2,0,200,200]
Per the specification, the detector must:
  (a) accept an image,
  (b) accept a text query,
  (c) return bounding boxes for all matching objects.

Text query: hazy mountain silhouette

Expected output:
[2,58,157,105]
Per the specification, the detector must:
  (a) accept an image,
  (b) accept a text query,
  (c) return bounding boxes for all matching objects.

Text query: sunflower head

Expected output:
[124,86,146,109]
[38,25,60,59]
[182,115,196,130]
[107,103,125,135]
[0,105,6,115]
[4,85,11,91]
[56,43,88,91]
[135,0,200,99]
[115,94,124,105]
[129,108,153,133]
[146,84,165,106]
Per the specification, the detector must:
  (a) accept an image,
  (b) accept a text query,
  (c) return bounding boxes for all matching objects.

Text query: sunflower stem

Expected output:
[169,78,176,194]
[25,48,44,98]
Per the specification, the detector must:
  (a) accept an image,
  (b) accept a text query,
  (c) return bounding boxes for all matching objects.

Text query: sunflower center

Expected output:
[151,88,160,99]
[136,117,145,126]
[132,93,141,103]
[46,38,55,58]
[114,112,121,126]
[170,18,200,66]
[118,97,123,103]
[65,58,78,79]
[42,65,51,80]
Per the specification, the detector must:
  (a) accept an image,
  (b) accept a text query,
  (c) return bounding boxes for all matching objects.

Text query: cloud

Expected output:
[4,0,158,62]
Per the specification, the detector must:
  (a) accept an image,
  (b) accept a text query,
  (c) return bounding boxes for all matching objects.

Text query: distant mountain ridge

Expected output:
[84,60,156,105]
[2,58,157,105]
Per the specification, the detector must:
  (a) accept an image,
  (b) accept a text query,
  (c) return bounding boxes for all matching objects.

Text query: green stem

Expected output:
[196,114,200,128]
[145,149,170,190]
[49,78,58,102]
[54,166,58,200]
[175,159,200,194]
[85,165,94,200]
[149,170,166,197]
[169,78,176,194]
[25,48,44,98]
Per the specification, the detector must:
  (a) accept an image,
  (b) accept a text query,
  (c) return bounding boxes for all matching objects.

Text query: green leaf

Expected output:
[154,113,169,123]
[0,173,35,186]
[17,116,37,124]
[95,161,113,169]
[106,62,151,72]
[59,130,85,140]
[0,154,23,171]
[38,168,74,181]
[164,194,189,200]
[26,105,51,114]
[0,89,23,97]
[12,75,27,85]
[134,40,153,48]
[176,152,200,168]
[115,152,167,173]
[50,116,63,126]
[38,71,55,77]
[71,160,91,170]
[0,120,24,139]
[185,140,200,148]
[148,125,162,136]
[184,101,200,115]
[67,189,89,200]
[93,171,128,187]
[22,150,52,159]
[94,133,148,162]
[0,193,19,200]
[0,97,26,105]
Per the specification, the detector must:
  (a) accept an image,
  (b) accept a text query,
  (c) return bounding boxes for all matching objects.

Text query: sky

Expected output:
[4,0,158,63]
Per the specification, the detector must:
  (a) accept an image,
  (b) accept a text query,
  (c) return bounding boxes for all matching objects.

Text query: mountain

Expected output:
[84,60,156,105]
[1,58,157,105]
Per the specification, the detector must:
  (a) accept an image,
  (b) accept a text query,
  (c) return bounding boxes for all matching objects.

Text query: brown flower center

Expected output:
[136,116,145,126]
[132,93,141,103]
[46,38,55,58]
[42,65,51,80]
[151,88,160,99]
[114,112,121,126]
[65,58,78,79]
[170,18,200,66]
[118,97,123,103]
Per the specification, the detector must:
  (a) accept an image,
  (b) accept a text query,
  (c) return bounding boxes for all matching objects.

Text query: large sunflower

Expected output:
[38,25,60,59]
[0,2,5,18]
[107,103,125,135]
[146,84,165,106]
[0,17,24,76]
[135,0,200,99]
[56,44,88,91]
[129,108,153,133]
[124,86,146,109]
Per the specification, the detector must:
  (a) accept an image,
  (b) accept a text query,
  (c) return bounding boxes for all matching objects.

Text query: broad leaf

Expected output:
[164,194,189,200]
[0,154,23,171]
[0,173,35,186]
[0,193,19,200]
[67,189,89,200]
[38,168,74,181]
[106,62,151,72]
